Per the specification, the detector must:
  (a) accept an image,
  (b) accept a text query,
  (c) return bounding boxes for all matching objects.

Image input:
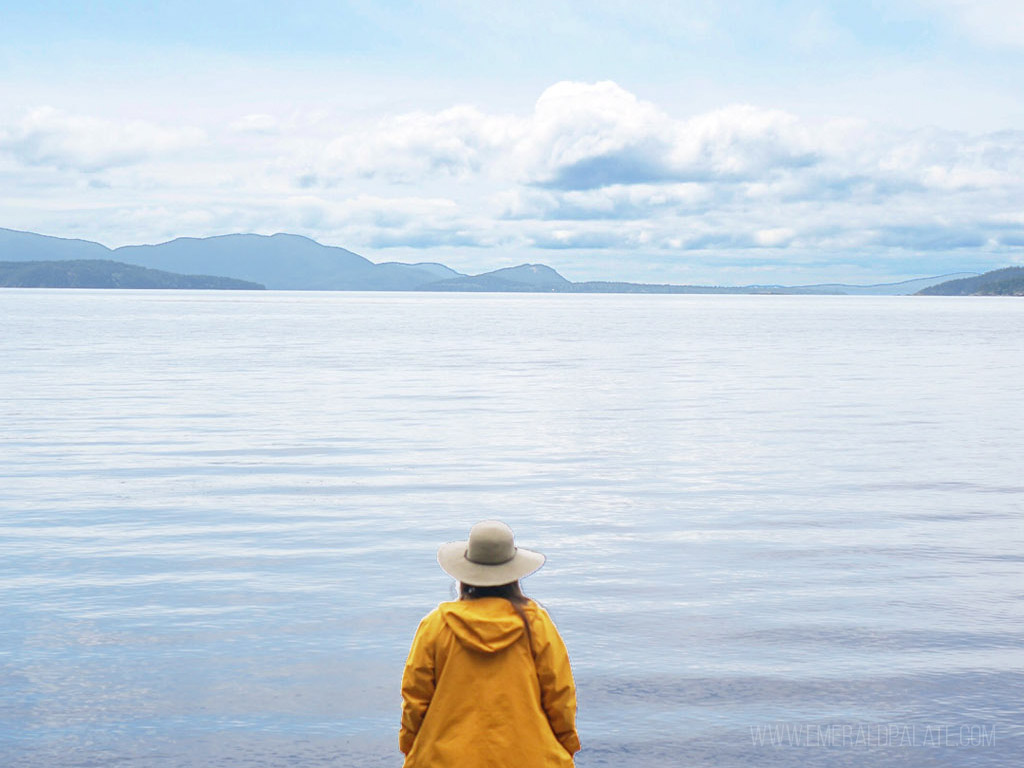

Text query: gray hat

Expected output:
[437,520,546,587]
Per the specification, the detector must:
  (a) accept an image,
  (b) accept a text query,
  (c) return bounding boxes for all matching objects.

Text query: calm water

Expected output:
[2,289,1022,767]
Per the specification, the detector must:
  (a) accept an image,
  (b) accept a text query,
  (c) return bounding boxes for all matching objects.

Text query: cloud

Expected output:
[870,225,989,250]
[366,227,497,249]
[525,220,798,253]
[753,227,797,247]
[499,183,714,221]
[304,81,821,193]
[669,105,818,179]
[0,107,205,172]
[528,226,639,250]
[514,80,676,189]
[271,193,495,249]
[316,105,513,183]
[332,194,461,228]
[517,83,817,190]
[229,114,280,134]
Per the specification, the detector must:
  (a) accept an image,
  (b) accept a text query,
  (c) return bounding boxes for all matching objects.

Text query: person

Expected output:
[399,520,580,767]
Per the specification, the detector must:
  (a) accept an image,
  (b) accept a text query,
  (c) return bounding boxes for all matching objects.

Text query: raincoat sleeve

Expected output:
[533,609,581,755]
[399,613,437,755]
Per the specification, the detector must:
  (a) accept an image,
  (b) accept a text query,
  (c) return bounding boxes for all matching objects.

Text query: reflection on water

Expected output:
[2,290,1023,766]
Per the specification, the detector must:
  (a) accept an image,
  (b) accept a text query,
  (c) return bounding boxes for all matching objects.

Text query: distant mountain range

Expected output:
[916,267,1024,296]
[0,226,990,295]
[0,228,459,290]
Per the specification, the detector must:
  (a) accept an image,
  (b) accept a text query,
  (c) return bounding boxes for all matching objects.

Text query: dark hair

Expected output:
[460,581,533,651]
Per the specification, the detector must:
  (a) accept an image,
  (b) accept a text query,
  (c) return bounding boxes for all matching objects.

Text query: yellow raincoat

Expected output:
[400,597,580,767]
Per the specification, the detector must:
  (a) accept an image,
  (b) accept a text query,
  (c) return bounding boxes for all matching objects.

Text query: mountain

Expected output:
[420,264,572,292]
[113,233,455,290]
[0,227,113,261]
[484,264,571,287]
[0,228,464,291]
[916,267,1024,296]
[0,260,264,289]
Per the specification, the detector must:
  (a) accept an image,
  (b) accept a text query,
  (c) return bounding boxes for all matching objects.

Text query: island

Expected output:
[0,259,265,290]
[916,267,1024,296]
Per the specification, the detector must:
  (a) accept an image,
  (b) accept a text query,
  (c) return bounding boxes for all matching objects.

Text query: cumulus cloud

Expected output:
[0,108,205,172]
[301,81,821,192]
[513,80,676,189]
[673,106,816,179]
[316,105,513,183]
[511,83,817,189]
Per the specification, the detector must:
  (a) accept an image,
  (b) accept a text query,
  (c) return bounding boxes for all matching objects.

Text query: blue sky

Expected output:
[2,1,1023,283]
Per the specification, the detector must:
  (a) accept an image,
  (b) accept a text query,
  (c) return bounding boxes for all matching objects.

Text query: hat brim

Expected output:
[437,540,546,587]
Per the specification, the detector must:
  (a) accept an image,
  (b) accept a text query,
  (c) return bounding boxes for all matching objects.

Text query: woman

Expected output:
[400,520,580,767]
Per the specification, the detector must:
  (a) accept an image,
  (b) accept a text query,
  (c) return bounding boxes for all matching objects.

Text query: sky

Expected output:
[2,0,1023,284]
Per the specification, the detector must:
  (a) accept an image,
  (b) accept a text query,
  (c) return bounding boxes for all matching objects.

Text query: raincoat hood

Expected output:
[439,598,526,653]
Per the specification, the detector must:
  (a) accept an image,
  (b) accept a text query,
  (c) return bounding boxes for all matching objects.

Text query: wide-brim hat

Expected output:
[437,520,546,587]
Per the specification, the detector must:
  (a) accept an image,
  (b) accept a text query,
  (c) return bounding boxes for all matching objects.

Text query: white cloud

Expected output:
[303,81,821,194]
[229,114,281,134]
[754,228,797,247]
[316,105,514,183]
[670,105,816,179]
[499,183,713,221]
[0,107,205,172]
[506,83,817,189]
[513,80,674,188]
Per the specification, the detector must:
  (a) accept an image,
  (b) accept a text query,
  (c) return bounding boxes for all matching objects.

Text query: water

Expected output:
[2,289,1022,767]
